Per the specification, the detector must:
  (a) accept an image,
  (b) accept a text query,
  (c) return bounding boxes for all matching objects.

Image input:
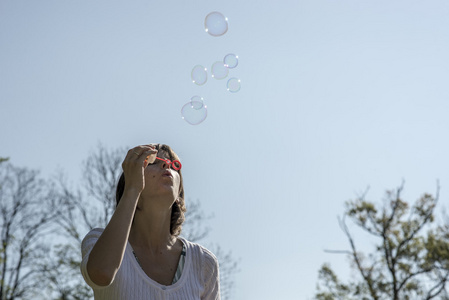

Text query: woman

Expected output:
[80,144,220,299]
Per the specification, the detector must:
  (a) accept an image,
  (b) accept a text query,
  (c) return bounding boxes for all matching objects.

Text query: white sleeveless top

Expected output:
[80,228,220,300]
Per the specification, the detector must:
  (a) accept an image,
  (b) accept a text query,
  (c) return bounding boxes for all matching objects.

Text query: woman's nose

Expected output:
[161,161,170,169]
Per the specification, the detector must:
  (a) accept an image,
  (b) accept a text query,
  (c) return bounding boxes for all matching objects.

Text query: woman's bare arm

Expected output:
[86,145,156,286]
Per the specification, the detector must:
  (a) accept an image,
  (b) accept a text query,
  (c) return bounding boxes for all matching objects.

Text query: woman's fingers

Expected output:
[121,145,158,192]
[123,145,156,171]
[133,145,157,164]
[127,145,157,160]
[141,146,158,166]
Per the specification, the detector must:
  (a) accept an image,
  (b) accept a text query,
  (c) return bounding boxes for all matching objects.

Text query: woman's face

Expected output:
[141,150,181,204]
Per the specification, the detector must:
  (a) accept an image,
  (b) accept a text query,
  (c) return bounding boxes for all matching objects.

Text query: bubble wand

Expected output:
[153,156,182,171]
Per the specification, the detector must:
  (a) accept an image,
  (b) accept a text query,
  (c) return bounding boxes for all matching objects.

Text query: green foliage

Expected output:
[315,263,354,300]
[315,185,449,300]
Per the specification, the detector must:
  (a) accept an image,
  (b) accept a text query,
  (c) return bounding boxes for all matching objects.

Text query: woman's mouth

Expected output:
[162,171,173,178]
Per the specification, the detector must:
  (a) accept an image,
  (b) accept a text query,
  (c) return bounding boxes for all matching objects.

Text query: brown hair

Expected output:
[115,144,186,237]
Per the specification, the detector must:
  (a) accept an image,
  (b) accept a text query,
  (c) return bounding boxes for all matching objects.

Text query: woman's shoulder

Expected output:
[179,237,219,264]
[81,228,105,245]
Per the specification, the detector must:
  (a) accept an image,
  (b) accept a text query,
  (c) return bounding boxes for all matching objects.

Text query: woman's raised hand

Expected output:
[87,145,158,287]
[122,145,158,193]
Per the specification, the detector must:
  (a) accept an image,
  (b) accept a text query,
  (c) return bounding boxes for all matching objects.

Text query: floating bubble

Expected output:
[191,65,207,85]
[181,98,207,125]
[224,53,238,68]
[211,61,229,80]
[205,12,228,37]
[227,77,241,93]
[190,95,204,109]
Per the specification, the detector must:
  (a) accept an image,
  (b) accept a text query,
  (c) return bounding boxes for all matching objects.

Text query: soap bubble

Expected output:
[211,61,229,80]
[227,77,241,93]
[224,53,238,68]
[205,12,228,37]
[190,95,204,109]
[191,65,207,85]
[181,98,207,125]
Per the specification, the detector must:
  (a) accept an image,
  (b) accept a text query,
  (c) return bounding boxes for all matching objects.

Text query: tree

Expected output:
[315,184,449,300]
[0,161,60,300]
[46,143,239,299]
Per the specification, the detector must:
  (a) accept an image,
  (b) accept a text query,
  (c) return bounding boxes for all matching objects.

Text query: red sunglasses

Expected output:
[154,156,182,171]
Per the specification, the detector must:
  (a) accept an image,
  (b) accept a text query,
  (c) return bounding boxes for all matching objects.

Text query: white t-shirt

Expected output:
[81,228,220,300]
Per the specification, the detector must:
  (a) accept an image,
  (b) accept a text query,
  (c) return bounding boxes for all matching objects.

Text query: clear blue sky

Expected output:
[1,1,449,299]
